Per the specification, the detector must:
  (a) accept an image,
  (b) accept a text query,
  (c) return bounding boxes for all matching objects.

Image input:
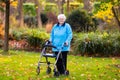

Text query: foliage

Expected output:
[44,3,58,14]
[66,9,97,32]
[10,0,18,8]
[24,13,48,27]
[41,13,48,25]
[23,3,36,17]
[0,6,4,12]
[63,2,84,16]
[93,2,114,23]
[24,16,37,27]
[0,50,120,79]
[10,30,25,41]
[73,31,120,56]
[26,29,50,48]
[0,23,4,39]
[10,28,50,48]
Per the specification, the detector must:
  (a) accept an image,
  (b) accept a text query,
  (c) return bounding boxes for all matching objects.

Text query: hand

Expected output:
[48,40,52,45]
[45,40,51,44]
[64,42,68,46]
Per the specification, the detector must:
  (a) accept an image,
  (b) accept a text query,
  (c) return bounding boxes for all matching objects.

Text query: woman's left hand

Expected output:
[64,42,68,46]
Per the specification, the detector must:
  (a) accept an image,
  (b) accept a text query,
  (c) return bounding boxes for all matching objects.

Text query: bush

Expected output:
[41,13,48,25]
[23,3,48,27]
[24,13,48,27]
[10,28,50,48]
[25,29,50,48]
[44,3,58,14]
[73,31,120,57]
[24,16,37,27]
[10,30,25,41]
[66,9,97,32]
[23,3,36,16]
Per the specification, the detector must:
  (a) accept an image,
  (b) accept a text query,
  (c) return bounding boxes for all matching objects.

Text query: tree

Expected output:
[111,0,120,27]
[61,0,65,13]
[4,0,10,52]
[66,0,70,14]
[57,0,61,14]
[93,0,120,29]
[18,0,24,27]
[82,0,93,13]
[0,2,5,25]
[34,0,42,28]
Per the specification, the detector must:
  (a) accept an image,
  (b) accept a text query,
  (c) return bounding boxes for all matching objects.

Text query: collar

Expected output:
[56,22,66,27]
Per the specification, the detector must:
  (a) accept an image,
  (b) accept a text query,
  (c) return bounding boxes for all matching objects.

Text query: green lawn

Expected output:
[0,50,120,80]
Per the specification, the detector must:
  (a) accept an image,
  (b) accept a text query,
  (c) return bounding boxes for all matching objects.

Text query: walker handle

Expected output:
[44,44,57,49]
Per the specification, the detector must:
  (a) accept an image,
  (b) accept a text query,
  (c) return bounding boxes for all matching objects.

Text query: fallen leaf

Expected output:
[64,78,69,80]
[81,74,85,76]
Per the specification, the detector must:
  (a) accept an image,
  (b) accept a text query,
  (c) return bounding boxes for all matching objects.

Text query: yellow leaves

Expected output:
[112,58,117,64]
[0,23,4,39]
[93,2,114,23]
[102,58,105,61]
[10,0,18,8]
[0,57,11,62]
[105,65,110,69]
[35,6,38,9]
[64,78,69,80]
[118,69,120,73]
[42,74,52,79]
[81,74,85,77]
[102,32,109,38]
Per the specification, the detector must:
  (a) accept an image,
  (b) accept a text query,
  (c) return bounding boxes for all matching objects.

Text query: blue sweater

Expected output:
[50,23,72,51]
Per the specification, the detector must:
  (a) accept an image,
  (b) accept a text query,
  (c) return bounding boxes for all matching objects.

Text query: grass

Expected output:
[0,50,120,80]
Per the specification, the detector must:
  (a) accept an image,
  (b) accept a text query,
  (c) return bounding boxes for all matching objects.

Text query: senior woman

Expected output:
[49,14,72,75]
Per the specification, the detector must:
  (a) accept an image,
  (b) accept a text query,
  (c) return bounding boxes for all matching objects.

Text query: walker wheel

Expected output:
[36,66,40,75]
[64,70,69,76]
[53,69,60,77]
[54,71,60,77]
[46,67,51,74]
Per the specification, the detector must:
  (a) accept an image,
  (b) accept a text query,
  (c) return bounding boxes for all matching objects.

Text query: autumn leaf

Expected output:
[64,78,69,80]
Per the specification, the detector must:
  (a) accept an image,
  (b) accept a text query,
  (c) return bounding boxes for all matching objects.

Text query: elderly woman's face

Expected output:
[58,17,65,24]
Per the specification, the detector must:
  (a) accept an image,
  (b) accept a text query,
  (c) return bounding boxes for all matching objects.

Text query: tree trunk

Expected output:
[58,0,61,14]
[34,0,42,28]
[4,0,10,52]
[61,0,65,14]
[67,0,70,15]
[0,11,5,24]
[112,6,120,28]
[18,0,24,27]
[83,0,93,13]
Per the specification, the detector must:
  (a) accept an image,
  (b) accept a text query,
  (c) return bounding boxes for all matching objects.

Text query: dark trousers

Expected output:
[55,51,68,74]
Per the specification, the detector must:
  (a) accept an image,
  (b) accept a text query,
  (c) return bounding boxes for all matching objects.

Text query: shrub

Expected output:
[23,3,36,16]
[10,28,50,48]
[10,30,24,41]
[73,31,120,57]
[25,29,50,48]
[24,16,37,27]
[41,13,48,25]
[23,3,48,27]
[24,13,48,27]
[44,3,58,14]
[66,9,96,32]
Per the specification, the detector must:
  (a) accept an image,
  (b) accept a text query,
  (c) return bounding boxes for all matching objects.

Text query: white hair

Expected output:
[57,14,66,21]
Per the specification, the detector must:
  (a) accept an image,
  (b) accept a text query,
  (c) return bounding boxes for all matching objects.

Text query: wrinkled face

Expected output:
[58,17,65,25]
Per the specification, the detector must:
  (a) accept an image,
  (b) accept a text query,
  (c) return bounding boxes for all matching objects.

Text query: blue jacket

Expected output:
[50,23,72,51]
